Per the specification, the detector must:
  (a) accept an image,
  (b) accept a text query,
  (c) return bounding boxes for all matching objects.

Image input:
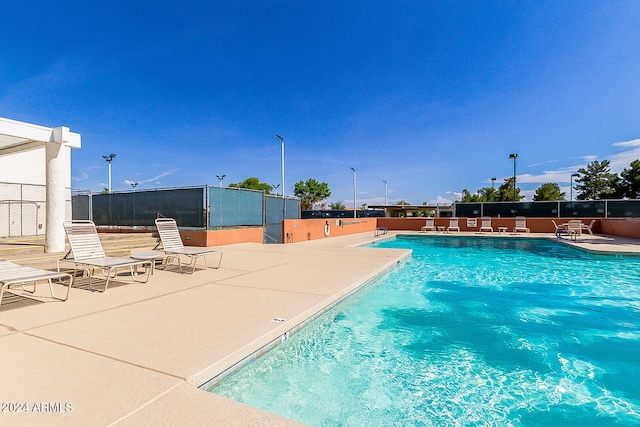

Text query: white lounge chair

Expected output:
[421,218,436,232]
[446,217,460,233]
[513,216,530,233]
[552,220,569,238]
[479,216,493,233]
[58,220,151,292]
[155,218,223,274]
[581,219,595,235]
[1,259,73,306]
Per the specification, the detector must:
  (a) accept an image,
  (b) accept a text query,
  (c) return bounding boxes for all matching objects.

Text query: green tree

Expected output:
[476,187,496,202]
[228,177,273,194]
[461,187,494,202]
[533,183,565,201]
[293,178,331,210]
[574,160,618,200]
[496,177,523,201]
[460,189,476,202]
[395,200,410,205]
[618,159,640,199]
[420,202,435,217]
[329,201,347,209]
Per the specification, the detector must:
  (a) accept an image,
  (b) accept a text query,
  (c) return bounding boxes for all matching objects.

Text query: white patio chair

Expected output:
[479,216,493,233]
[155,218,223,274]
[513,216,530,233]
[446,217,460,233]
[552,220,569,238]
[58,220,151,292]
[1,259,73,306]
[581,219,595,235]
[420,217,436,232]
[567,220,582,241]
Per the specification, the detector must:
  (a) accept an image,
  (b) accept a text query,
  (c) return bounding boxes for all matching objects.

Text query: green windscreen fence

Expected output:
[82,184,300,242]
[92,187,206,227]
[454,200,640,218]
[209,186,263,228]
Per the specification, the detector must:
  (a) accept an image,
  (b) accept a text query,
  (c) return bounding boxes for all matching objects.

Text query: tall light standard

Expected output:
[102,154,116,193]
[491,177,496,202]
[509,153,518,202]
[350,167,356,218]
[216,174,226,188]
[129,181,138,227]
[275,134,285,218]
[570,173,579,201]
[383,180,387,205]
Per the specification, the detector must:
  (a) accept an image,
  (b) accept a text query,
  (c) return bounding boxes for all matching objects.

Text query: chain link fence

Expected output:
[0,182,46,237]
[1,182,301,242]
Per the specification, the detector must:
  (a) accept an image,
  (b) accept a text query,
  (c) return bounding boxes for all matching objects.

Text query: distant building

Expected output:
[367,204,453,217]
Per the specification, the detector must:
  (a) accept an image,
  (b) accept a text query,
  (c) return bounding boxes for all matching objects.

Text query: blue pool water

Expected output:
[211,236,640,426]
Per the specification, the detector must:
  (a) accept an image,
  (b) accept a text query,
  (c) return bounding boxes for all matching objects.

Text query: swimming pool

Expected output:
[211,236,640,426]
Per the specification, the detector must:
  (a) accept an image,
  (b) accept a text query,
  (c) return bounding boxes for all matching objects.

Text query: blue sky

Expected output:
[2,1,640,206]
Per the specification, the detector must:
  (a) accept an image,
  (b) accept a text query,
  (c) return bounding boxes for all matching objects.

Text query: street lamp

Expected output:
[271,184,280,196]
[130,182,138,191]
[216,174,226,188]
[102,154,116,193]
[570,173,579,201]
[350,167,356,218]
[383,180,387,205]
[275,134,285,218]
[508,153,518,202]
[491,177,496,202]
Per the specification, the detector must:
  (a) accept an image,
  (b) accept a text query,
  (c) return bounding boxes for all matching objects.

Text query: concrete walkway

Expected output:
[0,233,410,426]
[1,231,638,426]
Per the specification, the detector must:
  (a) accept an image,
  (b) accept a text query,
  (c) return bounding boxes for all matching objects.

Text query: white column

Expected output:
[45,127,74,253]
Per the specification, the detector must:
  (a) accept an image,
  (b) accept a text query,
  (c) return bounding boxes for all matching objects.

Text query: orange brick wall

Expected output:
[377,217,603,234]
[179,227,264,246]
[601,219,640,239]
[283,218,378,243]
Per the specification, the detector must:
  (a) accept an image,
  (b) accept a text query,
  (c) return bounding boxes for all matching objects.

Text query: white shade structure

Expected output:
[0,117,81,252]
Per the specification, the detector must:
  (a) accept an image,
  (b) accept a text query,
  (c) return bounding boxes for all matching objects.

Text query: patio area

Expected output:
[0,231,638,426]
[0,232,409,426]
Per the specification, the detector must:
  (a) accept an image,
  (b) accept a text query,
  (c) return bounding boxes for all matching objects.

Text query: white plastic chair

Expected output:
[447,217,460,233]
[1,259,73,306]
[58,220,151,292]
[420,218,436,232]
[155,218,222,274]
[513,216,530,233]
[479,217,493,233]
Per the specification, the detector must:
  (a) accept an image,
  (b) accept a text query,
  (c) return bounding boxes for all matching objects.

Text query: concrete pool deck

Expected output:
[1,231,639,426]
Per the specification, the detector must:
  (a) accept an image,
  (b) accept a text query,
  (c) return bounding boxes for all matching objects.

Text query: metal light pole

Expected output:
[130,181,138,227]
[570,173,579,201]
[216,174,226,188]
[383,180,387,205]
[509,153,518,202]
[491,177,496,202]
[350,167,356,218]
[102,154,116,193]
[275,134,285,218]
